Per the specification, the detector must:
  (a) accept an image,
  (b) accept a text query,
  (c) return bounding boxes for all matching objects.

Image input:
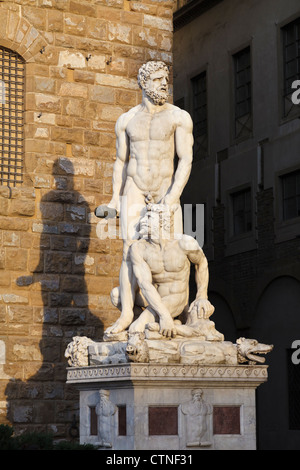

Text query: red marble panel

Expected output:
[148,406,178,435]
[118,405,127,436]
[213,406,241,434]
[90,406,97,436]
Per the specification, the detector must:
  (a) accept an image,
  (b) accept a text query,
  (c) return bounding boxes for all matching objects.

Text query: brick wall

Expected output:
[0,0,175,439]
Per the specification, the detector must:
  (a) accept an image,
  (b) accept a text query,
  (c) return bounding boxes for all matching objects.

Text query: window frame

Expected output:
[278,13,300,123]
[230,186,253,237]
[191,70,208,160]
[0,46,25,188]
[274,165,300,244]
[281,169,300,222]
[232,45,253,143]
[224,182,256,257]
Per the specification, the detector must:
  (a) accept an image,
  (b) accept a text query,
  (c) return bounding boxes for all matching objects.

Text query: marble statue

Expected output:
[180,390,212,447]
[96,390,117,448]
[66,335,273,367]
[127,202,218,339]
[95,61,194,339]
[65,61,273,370]
[64,335,94,367]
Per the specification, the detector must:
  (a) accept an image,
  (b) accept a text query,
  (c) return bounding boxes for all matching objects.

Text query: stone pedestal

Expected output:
[67,363,268,450]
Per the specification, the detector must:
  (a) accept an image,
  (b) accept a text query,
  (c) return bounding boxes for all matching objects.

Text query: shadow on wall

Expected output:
[5,158,104,438]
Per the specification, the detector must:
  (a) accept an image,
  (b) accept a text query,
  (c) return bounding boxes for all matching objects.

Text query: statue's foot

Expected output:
[105,318,130,335]
[104,315,134,341]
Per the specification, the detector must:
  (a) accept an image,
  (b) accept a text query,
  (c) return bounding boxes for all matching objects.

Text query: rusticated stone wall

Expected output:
[0,0,175,439]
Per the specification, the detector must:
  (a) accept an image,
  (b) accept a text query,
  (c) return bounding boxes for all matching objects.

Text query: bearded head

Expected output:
[137,61,169,106]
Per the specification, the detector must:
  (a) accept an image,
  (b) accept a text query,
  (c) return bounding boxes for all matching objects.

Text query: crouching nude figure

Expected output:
[127,203,216,338]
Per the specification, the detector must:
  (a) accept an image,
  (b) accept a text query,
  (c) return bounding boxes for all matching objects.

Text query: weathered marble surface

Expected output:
[65,60,273,452]
[67,363,269,450]
[65,335,273,367]
[95,61,194,339]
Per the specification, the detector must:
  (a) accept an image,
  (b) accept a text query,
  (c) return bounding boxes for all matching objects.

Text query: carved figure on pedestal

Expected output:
[127,203,218,340]
[180,389,212,447]
[96,389,116,448]
[95,61,194,339]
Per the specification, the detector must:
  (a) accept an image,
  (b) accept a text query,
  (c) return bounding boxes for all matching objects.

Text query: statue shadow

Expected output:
[5,158,104,437]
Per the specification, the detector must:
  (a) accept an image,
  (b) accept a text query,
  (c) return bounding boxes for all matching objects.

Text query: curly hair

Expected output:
[137,61,169,90]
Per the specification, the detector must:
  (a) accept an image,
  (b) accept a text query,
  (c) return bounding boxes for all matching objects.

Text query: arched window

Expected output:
[0,47,25,187]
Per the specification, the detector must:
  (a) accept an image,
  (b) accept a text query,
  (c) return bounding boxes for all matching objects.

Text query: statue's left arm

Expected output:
[163,110,193,206]
[180,236,214,319]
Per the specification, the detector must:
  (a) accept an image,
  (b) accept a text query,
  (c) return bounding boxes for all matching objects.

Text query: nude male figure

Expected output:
[95,61,194,337]
[128,204,214,338]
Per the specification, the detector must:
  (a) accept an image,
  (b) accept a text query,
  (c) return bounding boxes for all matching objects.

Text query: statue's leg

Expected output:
[105,184,145,335]
[105,242,137,334]
[129,307,156,334]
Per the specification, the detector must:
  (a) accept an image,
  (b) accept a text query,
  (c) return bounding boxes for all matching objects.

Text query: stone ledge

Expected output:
[67,363,268,388]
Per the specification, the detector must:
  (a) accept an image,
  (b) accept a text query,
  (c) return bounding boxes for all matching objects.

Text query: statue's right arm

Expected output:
[108,113,130,212]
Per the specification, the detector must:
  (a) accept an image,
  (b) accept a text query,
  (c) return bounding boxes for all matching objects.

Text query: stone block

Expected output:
[0,271,10,286]
[47,10,64,32]
[64,13,87,36]
[35,93,61,113]
[49,293,73,308]
[86,18,107,40]
[61,275,87,293]
[95,73,139,90]
[70,1,97,18]
[5,248,28,271]
[0,198,8,216]
[32,274,60,292]
[51,127,84,144]
[0,217,30,231]
[50,235,77,252]
[100,105,124,122]
[9,199,36,217]
[58,50,86,69]
[59,82,88,99]
[133,26,158,48]
[129,2,158,15]
[60,308,87,325]
[44,251,72,274]
[7,306,33,324]
[12,405,33,424]
[91,85,115,104]
[6,11,20,41]
[84,131,100,147]
[108,22,132,44]
[12,340,42,362]
[23,6,47,30]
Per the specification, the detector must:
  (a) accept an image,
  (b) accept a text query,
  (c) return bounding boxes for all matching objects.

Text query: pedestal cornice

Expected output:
[67,363,268,389]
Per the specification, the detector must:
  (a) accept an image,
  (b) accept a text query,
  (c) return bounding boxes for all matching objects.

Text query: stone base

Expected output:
[67,363,268,450]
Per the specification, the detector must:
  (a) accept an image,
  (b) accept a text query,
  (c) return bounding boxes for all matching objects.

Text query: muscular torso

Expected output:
[125,105,178,199]
[141,240,190,315]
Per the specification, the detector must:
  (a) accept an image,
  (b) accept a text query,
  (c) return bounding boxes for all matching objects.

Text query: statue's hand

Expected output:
[188,298,215,320]
[161,195,180,213]
[94,204,118,219]
[159,316,177,339]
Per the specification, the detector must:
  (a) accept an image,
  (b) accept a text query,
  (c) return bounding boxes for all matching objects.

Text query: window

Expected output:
[281,170,300,220]
[191,72,208,159]
[231,188,252,236]
[233,47,252,141]
[0,47,25,187]
[282,17,300,119]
